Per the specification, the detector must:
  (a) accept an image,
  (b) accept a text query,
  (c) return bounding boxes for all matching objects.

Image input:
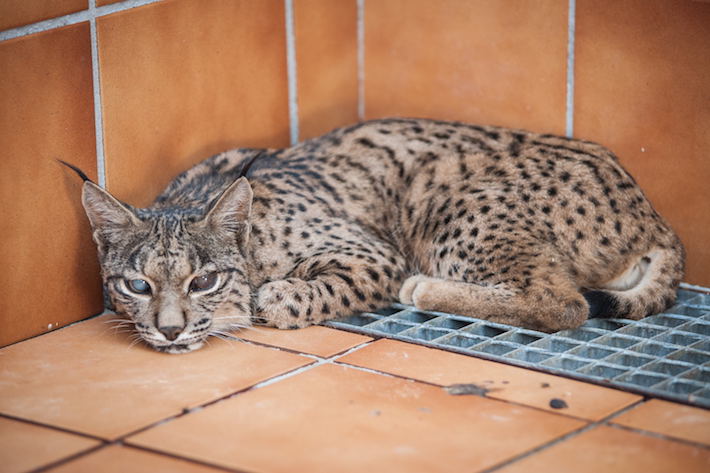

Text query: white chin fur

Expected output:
[153,340,205,354]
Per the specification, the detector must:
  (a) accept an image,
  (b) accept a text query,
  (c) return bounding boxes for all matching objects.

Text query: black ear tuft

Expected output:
[58,160,93,183]
[237,151,266,179]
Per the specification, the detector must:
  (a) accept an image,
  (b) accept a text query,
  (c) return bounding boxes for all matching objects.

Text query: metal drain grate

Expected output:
[326,284,710,408]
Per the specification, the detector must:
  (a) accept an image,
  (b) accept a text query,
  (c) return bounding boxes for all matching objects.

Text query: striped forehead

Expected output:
[122,214,206,280]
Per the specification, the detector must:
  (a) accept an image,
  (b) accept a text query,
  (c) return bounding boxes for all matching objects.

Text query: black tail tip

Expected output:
[584,290,620,318]
[57,160,93,183]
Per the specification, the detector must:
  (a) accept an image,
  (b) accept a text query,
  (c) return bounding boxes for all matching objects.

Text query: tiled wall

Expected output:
[1,0,708,346]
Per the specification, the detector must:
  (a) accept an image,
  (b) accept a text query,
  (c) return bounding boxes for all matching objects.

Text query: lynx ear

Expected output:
[204,177,253,233]
[81,181,140,242]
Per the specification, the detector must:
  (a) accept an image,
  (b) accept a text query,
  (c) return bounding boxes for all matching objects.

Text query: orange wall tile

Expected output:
[98,0,291,207]
[364,0,568,135]
[575,0,710,285]
[0,24,104,347]
[294,0,359,139]
[0,0,86,31]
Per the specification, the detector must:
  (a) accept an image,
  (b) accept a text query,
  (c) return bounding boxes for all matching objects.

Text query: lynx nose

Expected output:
[159,326,183,341]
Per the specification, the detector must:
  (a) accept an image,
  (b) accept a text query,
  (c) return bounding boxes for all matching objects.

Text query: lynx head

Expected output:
[81,177,254,354]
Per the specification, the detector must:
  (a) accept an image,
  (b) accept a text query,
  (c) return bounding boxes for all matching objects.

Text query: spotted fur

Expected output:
[77,118,684,353]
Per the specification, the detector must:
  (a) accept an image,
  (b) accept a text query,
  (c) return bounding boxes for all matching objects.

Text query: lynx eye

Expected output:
[189,272,219,294]
[125,278,152,295]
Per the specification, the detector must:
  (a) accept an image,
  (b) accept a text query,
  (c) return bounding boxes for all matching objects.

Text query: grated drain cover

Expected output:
[326,284,710,408]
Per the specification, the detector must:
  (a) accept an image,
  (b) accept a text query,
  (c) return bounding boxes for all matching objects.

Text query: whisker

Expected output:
[110,323,136,330]
[105,318,134,325]
[207,333,238,351]
[238,324,267,334]
[210,330,243,341]
[112,328,135,335]
[214,316,250,321]
[127,336,144,349]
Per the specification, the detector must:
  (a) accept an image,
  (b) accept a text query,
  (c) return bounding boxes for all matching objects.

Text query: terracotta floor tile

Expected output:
[339,339,641,420]
[0,417,100,473]
[0,316,311,439]
[48,445,229,473]
[238,325,371,357]
[612,399,710,446]
[497,425,710,473]
[129,363,583,473]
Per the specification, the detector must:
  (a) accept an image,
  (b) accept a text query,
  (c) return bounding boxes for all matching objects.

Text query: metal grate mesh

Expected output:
[326,285,710,408]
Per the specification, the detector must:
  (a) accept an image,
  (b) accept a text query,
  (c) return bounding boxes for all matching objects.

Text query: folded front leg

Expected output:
[254,247,407,329]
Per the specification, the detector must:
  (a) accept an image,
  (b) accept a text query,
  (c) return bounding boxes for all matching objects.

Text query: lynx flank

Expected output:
[72,118,684,353]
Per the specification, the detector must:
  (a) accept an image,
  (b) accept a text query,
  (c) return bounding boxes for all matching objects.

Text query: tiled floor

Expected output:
[1,315,708,472]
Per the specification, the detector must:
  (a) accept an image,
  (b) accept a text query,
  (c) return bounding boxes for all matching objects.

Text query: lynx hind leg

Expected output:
[403,248,588,332]
[586,246,684,320]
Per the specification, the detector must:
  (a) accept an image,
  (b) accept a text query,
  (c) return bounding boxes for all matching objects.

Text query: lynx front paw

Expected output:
[255,280,311,330]
[399,274,445,307]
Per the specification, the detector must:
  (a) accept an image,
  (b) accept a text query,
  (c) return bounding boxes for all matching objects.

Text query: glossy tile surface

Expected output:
[0,416,99,473]
[99,0,290,207]
[0,316,311,439]
[575,0,710,285]
[498,425,710,473]
[48,445,228,473]
[238,325,371,357]
[365,0,567,134]
[613,399,710,445]
[0,25,103,347]
[130,363,583,473]
[339,339,641,420]
[0,0,85,31]
[294,0,359,139]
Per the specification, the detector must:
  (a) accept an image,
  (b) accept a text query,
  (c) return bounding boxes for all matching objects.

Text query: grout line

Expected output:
[331,360,399,379]
[600,399,710,450]
[31,443,108,473]
[124,443,250,473]
[247,339,375,389]
[479,398,645,473]
[0,310,110,351]
[284,0,300,145]
[88,0,107,189]
[357,0,366,121]
[0,10,92,42]
[564,0,576,138]
[332,358,596,423]
[251,357,327,389]
[0,0,164,43]
[605,422,710,451]
[113,341,374,442]
[113,361,322,441]
[0,413,108,443]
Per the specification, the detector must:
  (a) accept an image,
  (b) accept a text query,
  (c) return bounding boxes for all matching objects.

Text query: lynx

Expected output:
[66,118,684,353]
